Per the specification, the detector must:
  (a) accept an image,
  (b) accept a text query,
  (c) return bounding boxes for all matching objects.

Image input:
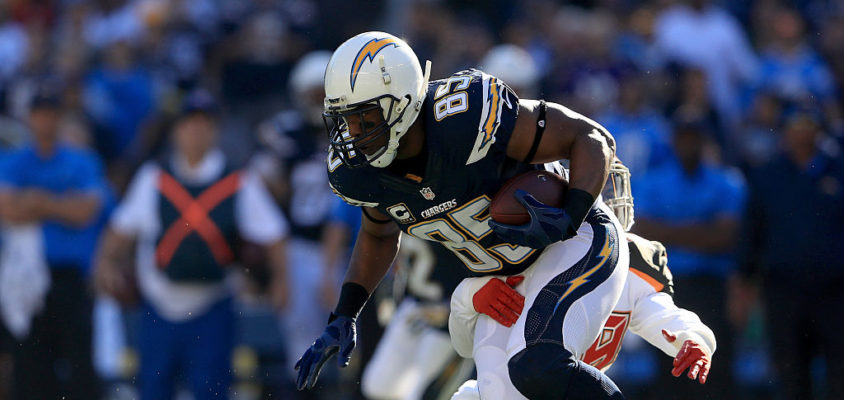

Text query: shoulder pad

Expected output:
[425,69,519,166]
[328,181,378,208]
[627,233,674,297]
[326,149,381,208]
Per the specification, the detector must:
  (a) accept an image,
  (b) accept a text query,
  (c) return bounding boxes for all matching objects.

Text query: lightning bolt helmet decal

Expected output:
[349,37,399,91]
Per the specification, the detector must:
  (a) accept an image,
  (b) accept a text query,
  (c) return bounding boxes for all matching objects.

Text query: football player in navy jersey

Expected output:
[296,31,629,399]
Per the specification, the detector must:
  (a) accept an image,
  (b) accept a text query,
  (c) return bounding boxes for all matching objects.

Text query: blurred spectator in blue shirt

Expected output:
[633,113,746,400]
[0,86,107,400]
[597,72,673,179]
[635,115,746,275]
[733,109,844,399]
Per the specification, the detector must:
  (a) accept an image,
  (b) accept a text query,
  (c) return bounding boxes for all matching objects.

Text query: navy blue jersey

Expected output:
[328,69,552,277]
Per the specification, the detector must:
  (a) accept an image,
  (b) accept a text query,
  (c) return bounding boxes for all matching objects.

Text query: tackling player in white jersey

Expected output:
[448,162,715,399]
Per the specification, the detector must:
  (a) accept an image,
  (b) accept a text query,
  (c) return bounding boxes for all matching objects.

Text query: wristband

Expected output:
[333,282,370,320]
[563,188,595,233]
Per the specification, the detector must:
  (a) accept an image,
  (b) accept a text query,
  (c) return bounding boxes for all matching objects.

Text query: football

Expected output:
[489,170,568,225]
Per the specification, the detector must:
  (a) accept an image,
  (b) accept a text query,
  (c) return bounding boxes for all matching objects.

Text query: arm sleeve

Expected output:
[235,170,289,245]
[110,163,159,237]
[629,289,717,358]
[448,275,495,358]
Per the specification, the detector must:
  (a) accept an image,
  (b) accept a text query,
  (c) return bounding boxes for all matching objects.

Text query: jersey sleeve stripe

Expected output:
[467,73,506,165]
[630,267,664,293]
[482,77,501,144]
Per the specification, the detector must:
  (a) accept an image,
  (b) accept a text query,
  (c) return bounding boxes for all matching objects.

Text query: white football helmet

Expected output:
[602,159,635,231]
[323,31,431,168]
[290,50,332,126]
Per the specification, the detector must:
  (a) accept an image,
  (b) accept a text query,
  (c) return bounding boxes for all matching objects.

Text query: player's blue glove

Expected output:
[488,189,577,249]
[294,314,356,390]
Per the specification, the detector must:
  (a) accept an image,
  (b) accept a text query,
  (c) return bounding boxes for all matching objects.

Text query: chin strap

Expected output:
[411,60,432,113]
[371,140,399,168]
[421,61,432,95]
[376,60,432,169]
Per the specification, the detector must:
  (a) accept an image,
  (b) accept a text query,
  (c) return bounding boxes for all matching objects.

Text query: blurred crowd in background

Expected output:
[0,0,842,399]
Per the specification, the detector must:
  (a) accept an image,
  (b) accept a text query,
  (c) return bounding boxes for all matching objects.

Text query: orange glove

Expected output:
[662,329,711,384]
[472,276,525,327]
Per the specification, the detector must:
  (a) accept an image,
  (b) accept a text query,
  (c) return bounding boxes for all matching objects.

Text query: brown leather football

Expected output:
[489,170,568,225]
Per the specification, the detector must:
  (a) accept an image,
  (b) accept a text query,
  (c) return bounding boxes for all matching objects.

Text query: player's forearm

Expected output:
[41,192,102,226]
[0,190,38,223]
[343,228,401,293]
[331,229,399,319]
[568,129,613,199]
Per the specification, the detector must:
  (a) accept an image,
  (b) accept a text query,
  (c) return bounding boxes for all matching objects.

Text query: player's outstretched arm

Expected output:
[295,207,401,390]
[629,292,716,384]
[343,207,402,294]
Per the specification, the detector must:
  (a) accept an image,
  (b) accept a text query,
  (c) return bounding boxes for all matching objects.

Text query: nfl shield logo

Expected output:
[420,187,436,200]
